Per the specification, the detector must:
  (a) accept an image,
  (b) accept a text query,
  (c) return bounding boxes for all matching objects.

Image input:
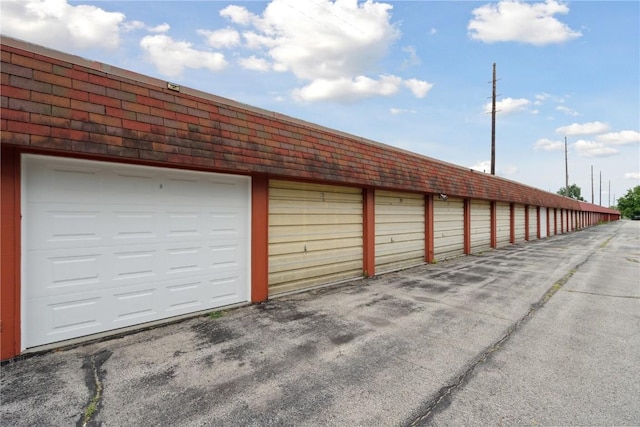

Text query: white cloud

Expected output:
[573,140,618,158]
[401,46,421,68]
[470,160,491,172]
[468,0,581,45]
[484,97,531,114]
[596,130,640,146]
[256,0,399,81]
[150,23,171,34]
[121,20,145,32]
[239,55,271,72]
[198,28,241,48]
[556,121,610,136]
[140,34,227,77]
[404,79,433,98]
[0,0,125,50]
[292,75,402,103]
[534,138,563,151]
[429,28,438,35]
[624,172,640,180]
[390,108,416,115]
[220,5,255,26]
[534,92,565,105]
[123,21,170,33]
[216,0,431,102]
[556,105,579,116]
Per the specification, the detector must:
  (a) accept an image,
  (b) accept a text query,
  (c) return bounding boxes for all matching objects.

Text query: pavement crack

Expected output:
[562,289,640,299]
[77,349,111,427]
[406,259,588,426]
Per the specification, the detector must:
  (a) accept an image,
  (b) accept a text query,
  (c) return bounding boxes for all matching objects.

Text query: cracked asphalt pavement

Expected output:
[2,221,638,426]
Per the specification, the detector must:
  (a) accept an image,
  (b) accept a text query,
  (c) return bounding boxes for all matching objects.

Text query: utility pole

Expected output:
[591,165,594,204]
[564,136,569,197]
[608,180,611,207]
[491,63,496,175]
[599,171,602,206]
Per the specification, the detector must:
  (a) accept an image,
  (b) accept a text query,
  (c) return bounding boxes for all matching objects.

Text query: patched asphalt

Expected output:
[2,221,637,426]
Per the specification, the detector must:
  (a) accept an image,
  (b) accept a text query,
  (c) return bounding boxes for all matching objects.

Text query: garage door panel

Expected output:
[23,155,250,349]
[270,237,362,256]
[495,202,510,247]
[470,200,491,252]
[269,224,361,244]
[28,291,105,344]
[25,163,102,202]
[376,249,425,266]
[270,246,363,274]
[514,205,526,242]
[434,234,465,248]
[540,207,548,237]
[28,204,247,251]
[375,190,425,273]
[375,231,424,245]
[27,245,245,298]
[269,183,361,201]
[26,249,104,298]
[269,259,363,291]
[269,213,362,227]
[112,287,157,323]
[434,198,464,260]
[528,206,537,240]
[269,180,363,294]
[376,214,425,224]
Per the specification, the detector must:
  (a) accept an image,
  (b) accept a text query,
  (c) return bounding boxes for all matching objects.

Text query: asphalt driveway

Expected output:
[2,221,638,426]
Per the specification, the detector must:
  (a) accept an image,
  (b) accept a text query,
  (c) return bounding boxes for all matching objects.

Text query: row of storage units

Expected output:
[13,156,596,352]
[267,180,585,295]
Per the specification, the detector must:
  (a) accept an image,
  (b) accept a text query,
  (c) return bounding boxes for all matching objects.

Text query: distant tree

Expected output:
[616,186,640,218]
[557,183,585,201]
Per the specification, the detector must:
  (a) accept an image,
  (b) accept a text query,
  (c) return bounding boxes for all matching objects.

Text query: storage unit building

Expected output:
[0,36,620,359]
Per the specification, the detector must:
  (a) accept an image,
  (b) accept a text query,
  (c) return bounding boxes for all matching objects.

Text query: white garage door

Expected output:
[433,197,464,261]
[495,202,511,247]
[22,155,250,349]
[375,190,425,274]
[268,180,363,295]
[470,200,491,253]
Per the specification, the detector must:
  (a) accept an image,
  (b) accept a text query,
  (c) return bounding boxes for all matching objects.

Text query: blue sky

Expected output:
[2,0,638,205]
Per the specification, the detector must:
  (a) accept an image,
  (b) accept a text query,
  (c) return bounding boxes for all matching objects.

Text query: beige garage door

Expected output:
[269,180,363,295]
[433,197,464,261]
[556,209,563,233]
[470,200,491,253]
[496,202,511,247]
[375,190,425,274]
[540,207,548,238]
[528,206,537,240]
[514,204,526,242]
